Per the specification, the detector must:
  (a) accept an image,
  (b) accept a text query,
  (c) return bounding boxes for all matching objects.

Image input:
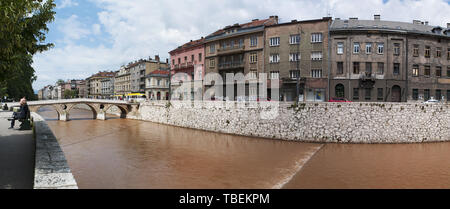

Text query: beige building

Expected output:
[204,16,279,101]
[114,66,131,99]
[145,70,170,100]
[86,71,115,98]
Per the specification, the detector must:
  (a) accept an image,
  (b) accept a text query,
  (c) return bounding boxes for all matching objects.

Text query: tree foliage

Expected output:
[64,89,78,99]
[0,0,56,100]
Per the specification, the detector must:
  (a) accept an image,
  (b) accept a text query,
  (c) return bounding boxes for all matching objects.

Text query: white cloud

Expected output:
[32,0,450,90]
[58,0,79,9]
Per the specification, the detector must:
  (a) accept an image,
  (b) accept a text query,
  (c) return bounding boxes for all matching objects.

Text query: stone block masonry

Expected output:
[131,101,450,144]
[32,113,78,189]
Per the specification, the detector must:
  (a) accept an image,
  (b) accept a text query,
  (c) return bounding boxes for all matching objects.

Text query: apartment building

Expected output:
[204,16,279,101]
[86,71,115,98]
[264,17,332,102]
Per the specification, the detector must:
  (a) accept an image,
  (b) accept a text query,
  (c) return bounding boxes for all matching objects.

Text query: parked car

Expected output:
[423,99,439,104]
[328,97,351,102]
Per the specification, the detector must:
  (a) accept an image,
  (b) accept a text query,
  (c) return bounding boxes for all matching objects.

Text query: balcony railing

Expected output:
[218,61,244,70]
[217,45,245,55]
[173,62,194,70]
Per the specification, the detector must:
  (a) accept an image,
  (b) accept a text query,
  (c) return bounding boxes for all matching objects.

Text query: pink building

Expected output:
[169,38,205,100]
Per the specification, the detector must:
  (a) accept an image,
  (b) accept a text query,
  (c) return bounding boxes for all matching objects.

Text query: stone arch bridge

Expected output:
[7,99,140,121]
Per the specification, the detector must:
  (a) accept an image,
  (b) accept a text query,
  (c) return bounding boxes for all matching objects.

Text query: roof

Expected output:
[169,38,205,55]
[331,19,450,38]
[205,17,278,41]
[266,17,332,28]
[147,70,169,77]
[87,71,116,80]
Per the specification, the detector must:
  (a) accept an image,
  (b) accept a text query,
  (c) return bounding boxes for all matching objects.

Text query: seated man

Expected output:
[8,98,29,129]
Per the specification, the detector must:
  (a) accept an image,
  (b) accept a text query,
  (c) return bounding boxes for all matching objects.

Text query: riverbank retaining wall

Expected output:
[32,113,78,189]
[130,101,450,143]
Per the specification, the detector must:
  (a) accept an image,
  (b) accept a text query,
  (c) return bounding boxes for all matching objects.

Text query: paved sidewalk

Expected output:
[0,111,35,189]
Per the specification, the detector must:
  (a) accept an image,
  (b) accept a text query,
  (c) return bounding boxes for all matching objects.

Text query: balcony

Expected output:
[218,61,244,70]
[359,72,375,88]
[173,62,194,70]
[217,45,245,55]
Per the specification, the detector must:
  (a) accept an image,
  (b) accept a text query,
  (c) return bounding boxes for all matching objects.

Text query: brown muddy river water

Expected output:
[38,106,450,189]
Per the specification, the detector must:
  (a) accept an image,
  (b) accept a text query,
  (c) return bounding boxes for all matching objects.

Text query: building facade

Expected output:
[169,38,205,100]
[101,77,115,98]
[145,70,170,100]
[204,16,279,101]
[128,55,169,97]
[329,15,450,102]
[86,71,115,98]
[264,17,331,102]
[114,66,131,99]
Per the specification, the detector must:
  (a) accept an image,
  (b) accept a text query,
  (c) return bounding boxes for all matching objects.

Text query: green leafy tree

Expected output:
[63,89,78,99]
[0,0,56,100]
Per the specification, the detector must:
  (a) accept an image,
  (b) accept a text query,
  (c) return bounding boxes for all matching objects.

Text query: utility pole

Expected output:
[296,25,301,103]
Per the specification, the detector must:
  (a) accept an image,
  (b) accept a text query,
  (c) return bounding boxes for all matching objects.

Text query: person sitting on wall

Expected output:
[8,98,30,129]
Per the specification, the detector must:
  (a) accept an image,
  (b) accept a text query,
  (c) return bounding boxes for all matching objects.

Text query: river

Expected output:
[37,106,450,189]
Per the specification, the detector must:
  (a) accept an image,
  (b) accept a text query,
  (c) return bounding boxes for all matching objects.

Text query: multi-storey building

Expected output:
[101,76,115,98]
[329,15,450,102]
[204,16,279,101]
[114,66,131,99]
[169,38,205,100]
[76,80,87,98]
[129,55,169,96]
[86,71,115,98]
[145,70,170,100]
[264,17,331,102]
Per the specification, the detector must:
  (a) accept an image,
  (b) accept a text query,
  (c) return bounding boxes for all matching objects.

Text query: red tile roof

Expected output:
[169,37,205,54]
[149,70,169,75]
[208,17,278,37]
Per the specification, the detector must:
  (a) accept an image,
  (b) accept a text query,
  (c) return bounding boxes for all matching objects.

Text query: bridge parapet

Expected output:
[8,99,140,121]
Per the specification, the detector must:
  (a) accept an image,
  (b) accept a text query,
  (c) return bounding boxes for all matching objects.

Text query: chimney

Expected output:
[166,58,168,64]
[252,19,259,22]
[447,23,450,28]
[269,15,279,24]
[413,20,421,25]
[425,21,429,25]
[291,19,297,23]
[374,14,380,21]
[155,55,160,62]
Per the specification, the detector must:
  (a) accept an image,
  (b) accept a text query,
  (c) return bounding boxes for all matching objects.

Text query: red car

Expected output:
[328,97,352,102]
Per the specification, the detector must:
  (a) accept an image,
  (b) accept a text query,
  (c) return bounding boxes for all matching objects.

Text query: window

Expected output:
[290,34,300,44]
[238,39,244,47]
[178,58,181,64]
[393,63,400,75]
[250,36,257,47]
[249,53,257,63]
[377,43,384,54]
[209,59,215,68]
[353,62,360,74]
[269,37,280,46]
[366,43,372,54]
[366,62,372,74]
[448,90,450,101]
[436,66,442,77]
[436,89,442,100]
[191,55,194,62]
[269,54,280,63]
[413,45,419,56]
[353,88,359,100]
[311,33,322,43]
[337,62,344,74]
[311,69,322,78]
[412,65,419,77]
[436,48,442,58]
[289,53,300,62]
[184,56,187,62]
[424,89,430,100]
[365,88,371,100]
[353,42,360,54]
[311,52,322,60]
[210,44,215,53]
[394,43,400,56]
[377,62,384,74]
[337,42,344,54]
[172,59,175,65]
[425,46,430,58]
[289,70,300,79]
[249,70,257,79]
[448,66,450,77]
[424,65,430,76]
[412,89,419,100]
[199,53,202,62]
[270,71,279,79]
[448,48,450,60]
[377,88,383,101]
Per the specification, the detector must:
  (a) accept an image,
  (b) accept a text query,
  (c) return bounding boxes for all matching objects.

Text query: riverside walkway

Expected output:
[0,111,34,189]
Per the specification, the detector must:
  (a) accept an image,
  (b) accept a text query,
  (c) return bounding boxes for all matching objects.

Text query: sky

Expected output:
[32,0,450,91]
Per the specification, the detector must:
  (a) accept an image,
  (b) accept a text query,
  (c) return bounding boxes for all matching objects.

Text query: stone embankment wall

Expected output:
[130,101,450,144]
[32,113,78,189]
